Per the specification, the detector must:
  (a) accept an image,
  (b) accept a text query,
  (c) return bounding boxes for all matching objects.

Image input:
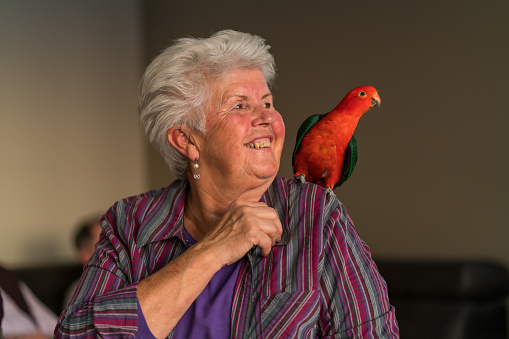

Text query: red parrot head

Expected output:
[334,85,381,116]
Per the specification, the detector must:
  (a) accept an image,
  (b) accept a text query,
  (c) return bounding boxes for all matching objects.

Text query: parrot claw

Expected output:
[295,174,307,183]
[326,187,336,196]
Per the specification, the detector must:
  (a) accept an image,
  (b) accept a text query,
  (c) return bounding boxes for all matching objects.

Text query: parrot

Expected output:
[292,85,381,191]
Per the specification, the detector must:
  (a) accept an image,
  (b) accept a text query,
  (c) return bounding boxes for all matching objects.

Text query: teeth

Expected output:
[244,140,270,148]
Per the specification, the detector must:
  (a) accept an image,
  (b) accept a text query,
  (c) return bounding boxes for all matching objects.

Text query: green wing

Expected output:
[334,135,358,189]
[292,113,325,167]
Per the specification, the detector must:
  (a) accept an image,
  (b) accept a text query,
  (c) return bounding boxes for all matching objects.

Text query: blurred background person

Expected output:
[62,216,102,310]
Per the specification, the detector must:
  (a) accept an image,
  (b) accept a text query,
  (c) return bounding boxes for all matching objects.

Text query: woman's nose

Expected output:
[252,105,275,126]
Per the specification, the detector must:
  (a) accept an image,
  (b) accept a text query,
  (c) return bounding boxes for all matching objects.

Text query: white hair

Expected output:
[138,30,276,180]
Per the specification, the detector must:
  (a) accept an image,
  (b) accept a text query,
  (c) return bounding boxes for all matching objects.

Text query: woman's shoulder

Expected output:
[111,180,186,211]
[271,176,350,248]
[273,175,341,210]
[102,179,187,235]
[269,176,343,230]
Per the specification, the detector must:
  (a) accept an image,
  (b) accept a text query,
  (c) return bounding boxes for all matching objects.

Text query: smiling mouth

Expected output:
[244,140,271,148]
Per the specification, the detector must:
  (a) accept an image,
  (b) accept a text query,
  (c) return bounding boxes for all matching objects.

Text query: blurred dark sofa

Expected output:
[11,260,509,338]
[376,260,509,339]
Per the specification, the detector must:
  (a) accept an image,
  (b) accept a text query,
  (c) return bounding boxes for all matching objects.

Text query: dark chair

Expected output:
[376,260,509,339]
[14,263,83,315]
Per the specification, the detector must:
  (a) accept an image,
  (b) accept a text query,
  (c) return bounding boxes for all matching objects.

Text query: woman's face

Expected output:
[196,68,285,191]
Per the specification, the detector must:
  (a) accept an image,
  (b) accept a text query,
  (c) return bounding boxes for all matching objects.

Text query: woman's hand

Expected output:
[198,200,283,266]
[4,333,50,339]
[199,201,283,267]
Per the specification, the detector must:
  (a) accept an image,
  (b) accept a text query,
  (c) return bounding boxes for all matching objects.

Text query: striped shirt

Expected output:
[55,175,399,338]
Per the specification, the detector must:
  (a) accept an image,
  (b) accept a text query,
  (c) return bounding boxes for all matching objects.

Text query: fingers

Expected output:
[200,200,283,264]
[229,201,282,248]
[256,232,274,257]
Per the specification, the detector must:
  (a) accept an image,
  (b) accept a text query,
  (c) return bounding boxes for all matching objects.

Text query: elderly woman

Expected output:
[55,30,399,338]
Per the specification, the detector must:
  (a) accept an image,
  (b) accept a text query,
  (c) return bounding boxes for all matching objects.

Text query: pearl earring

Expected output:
[193,157,200,180]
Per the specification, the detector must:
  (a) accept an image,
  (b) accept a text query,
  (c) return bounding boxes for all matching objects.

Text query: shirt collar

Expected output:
[136,180,188,248]
[136,175,290,248]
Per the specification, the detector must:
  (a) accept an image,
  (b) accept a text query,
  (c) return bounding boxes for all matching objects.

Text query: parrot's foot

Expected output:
[295,174,306,183]
[326,187,336,196]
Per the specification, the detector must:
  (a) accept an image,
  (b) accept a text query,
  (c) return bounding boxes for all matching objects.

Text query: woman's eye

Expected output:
[263,102,272,108]
[234,104,243,109]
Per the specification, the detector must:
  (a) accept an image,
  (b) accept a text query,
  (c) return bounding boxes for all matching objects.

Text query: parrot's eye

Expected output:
[359,91,367,97]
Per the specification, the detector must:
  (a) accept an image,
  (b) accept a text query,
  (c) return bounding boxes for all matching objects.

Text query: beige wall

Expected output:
[1,1,507,270]
[0,1,148,267]
[142,1,509,267]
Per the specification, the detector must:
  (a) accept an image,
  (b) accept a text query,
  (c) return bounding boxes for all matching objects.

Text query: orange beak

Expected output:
[371,92,381,108]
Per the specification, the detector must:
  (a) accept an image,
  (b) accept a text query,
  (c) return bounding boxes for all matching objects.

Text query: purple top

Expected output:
[136,226,241,338]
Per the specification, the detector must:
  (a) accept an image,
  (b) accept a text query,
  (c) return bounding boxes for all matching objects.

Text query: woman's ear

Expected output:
[167,127,198,159]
